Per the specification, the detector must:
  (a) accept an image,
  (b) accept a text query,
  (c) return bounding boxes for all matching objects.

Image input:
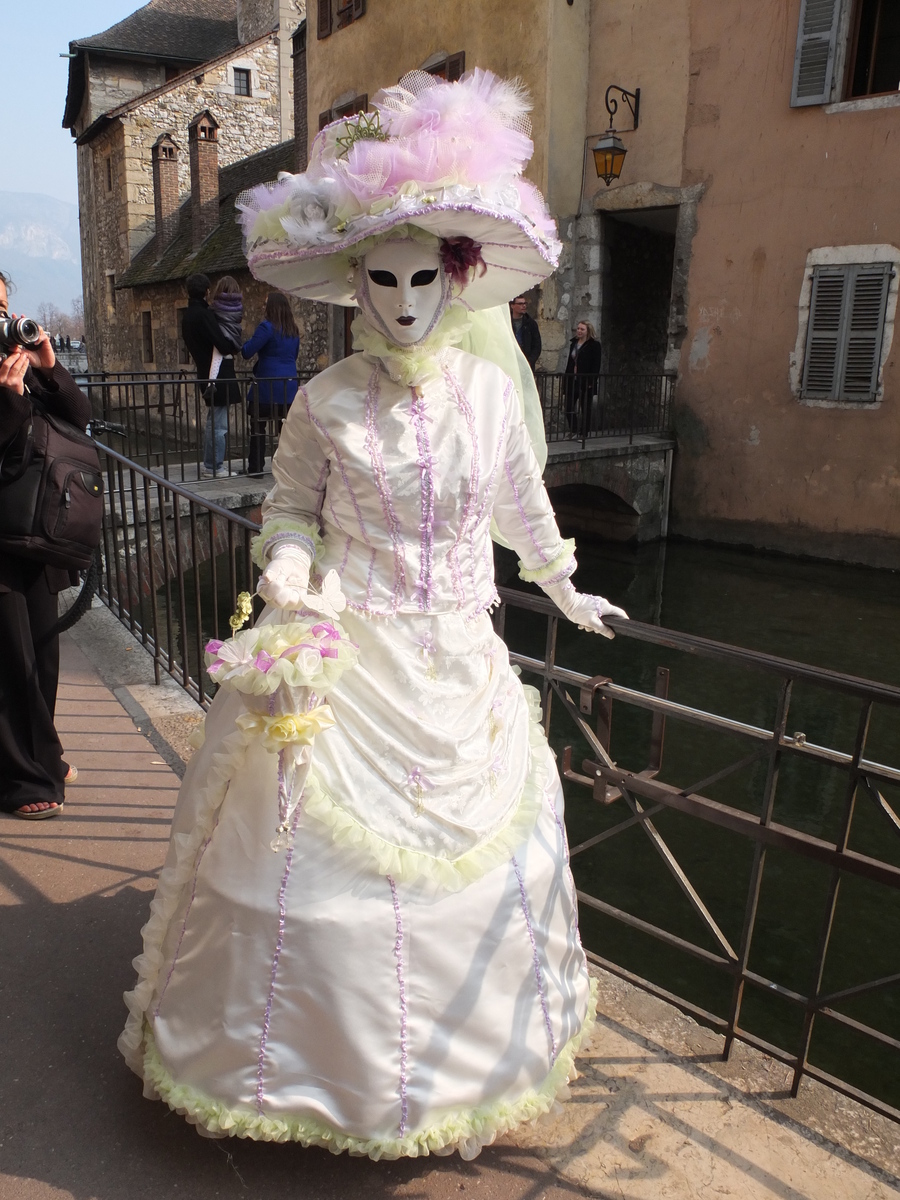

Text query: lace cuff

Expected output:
[518,539,576,585]
[250,518,323,569]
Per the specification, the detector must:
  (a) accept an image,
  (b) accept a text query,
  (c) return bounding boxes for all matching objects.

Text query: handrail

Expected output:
[498,588,900,706]
[94,444,900,1125]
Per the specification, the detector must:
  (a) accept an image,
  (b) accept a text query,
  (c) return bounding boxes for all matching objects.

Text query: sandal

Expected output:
[64,764,78,784]
[13,801,64,821]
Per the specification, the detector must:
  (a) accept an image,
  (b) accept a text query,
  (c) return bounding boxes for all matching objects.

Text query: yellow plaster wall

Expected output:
[307,1,558,195]
[586,0,690,198]
[673,0,900,553]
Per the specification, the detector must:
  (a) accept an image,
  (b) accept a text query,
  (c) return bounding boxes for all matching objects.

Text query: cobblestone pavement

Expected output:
[0,626,897,1200]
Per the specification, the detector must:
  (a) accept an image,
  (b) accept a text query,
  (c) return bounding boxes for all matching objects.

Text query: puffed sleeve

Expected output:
[491,382,577,585]
[253,387,330,567]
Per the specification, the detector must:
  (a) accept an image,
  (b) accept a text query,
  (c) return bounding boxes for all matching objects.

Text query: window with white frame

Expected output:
[801,262,893,401]
[791,0,900,106]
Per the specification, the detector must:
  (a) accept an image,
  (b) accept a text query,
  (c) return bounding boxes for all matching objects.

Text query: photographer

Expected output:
[0,271,90,820]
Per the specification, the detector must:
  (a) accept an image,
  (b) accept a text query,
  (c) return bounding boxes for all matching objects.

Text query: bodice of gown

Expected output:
[262,347,570,618]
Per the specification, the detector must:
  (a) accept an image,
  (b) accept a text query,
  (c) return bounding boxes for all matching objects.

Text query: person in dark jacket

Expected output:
[564,320,602,435]
[181,274,241,477]
[0,271,90,819]
[241,293,300,476]
[509,295,542,372]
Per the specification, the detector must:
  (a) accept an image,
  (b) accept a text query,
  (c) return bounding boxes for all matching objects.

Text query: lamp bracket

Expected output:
[604,85,640,132]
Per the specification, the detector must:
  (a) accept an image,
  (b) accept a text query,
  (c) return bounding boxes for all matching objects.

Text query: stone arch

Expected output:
[548,483,640,541]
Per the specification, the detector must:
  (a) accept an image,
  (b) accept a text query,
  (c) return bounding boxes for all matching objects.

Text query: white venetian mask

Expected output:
[357,240,448,348]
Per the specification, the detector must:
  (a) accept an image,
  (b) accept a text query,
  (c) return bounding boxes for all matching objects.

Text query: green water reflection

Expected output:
[497,538,900,1111]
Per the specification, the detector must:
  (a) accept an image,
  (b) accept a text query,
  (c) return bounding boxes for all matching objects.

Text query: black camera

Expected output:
[0,312,42,353]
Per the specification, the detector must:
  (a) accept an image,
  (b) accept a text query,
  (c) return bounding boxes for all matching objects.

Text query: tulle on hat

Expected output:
[237,69,561,308]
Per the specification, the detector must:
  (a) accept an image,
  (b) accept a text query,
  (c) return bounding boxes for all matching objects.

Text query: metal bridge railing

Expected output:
[494,588,900,1125]
[85,375,313,483]
[95,441,899,1124]
[535,370,675,448]
[97,440,260,705]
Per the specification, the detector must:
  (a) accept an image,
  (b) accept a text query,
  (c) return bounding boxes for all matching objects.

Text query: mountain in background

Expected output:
[0,192,83,317]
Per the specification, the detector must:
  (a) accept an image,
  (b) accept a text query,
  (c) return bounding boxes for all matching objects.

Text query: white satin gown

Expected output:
[119,346,595,1159]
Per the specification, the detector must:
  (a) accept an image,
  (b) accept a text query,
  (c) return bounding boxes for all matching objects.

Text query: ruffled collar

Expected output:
[351,305,472,387]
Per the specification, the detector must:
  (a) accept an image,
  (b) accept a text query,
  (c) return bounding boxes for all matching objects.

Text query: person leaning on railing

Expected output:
[241,292,300,477]
[0,271,90,820]
[564,320,602,436]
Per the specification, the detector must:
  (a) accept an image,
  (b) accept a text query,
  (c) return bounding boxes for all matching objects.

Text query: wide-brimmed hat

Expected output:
[238,69,561,308]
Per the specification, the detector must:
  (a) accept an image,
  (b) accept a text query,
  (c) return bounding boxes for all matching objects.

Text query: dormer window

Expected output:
[234,68,251,97]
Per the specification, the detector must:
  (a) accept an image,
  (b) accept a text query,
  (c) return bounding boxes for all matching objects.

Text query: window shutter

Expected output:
[802,264,892,401]
[352,0,366,19]
[447,52,466,82]
[319,109,332,130]
[843,266,891,400]
[317,0,332,39]
[790,0,841,107]
[803,267,846,398]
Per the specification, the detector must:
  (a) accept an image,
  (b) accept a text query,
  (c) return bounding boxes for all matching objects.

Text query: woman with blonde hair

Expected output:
[564,319,602,436]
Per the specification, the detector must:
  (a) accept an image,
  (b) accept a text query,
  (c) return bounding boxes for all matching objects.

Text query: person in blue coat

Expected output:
[241,292,300,475]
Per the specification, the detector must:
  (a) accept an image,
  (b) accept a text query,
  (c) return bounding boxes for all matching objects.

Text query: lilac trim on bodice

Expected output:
[442,366,480,611]
[409,388,437,611]
[504,461,548,563]
[304,389,372,548]
[363,367,407,611]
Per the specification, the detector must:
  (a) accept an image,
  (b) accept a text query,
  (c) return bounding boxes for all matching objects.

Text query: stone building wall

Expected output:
[120,37,283,259]
[79,37,289,372]
[83,58,167,129]
[78,123,136,368]
[118,272,328,376]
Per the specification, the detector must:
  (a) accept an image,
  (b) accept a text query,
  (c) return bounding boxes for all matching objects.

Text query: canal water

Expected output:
[162,534,900,1111]
[497,536,900,1112]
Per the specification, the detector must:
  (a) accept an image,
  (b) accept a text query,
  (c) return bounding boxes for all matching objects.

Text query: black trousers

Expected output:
[0,560,65,811]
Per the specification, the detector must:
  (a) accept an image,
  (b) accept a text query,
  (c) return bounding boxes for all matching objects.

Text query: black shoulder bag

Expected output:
[0,398,104,570]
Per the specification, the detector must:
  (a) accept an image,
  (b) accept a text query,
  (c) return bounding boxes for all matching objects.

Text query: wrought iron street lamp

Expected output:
[593,85,640,187]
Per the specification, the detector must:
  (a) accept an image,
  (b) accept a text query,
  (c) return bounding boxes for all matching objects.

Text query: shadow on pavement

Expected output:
[0,880,592,1200]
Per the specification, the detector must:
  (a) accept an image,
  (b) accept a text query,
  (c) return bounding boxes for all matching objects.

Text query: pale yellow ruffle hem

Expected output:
[139,975,598,1160]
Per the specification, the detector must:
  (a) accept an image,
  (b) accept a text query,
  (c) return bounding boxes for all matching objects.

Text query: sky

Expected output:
[2,0,143,206]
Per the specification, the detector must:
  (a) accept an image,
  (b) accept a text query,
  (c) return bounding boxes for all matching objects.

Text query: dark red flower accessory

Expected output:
[439,237,487,289]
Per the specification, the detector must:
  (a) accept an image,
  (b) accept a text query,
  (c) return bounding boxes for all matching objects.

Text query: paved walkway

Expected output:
[0,624,897,1200]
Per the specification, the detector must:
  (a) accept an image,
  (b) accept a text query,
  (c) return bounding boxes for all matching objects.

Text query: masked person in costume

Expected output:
[119,70,627,1160]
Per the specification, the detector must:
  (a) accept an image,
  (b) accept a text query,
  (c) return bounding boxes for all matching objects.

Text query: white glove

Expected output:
[541,579,628,639]
[256,540,313,610]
